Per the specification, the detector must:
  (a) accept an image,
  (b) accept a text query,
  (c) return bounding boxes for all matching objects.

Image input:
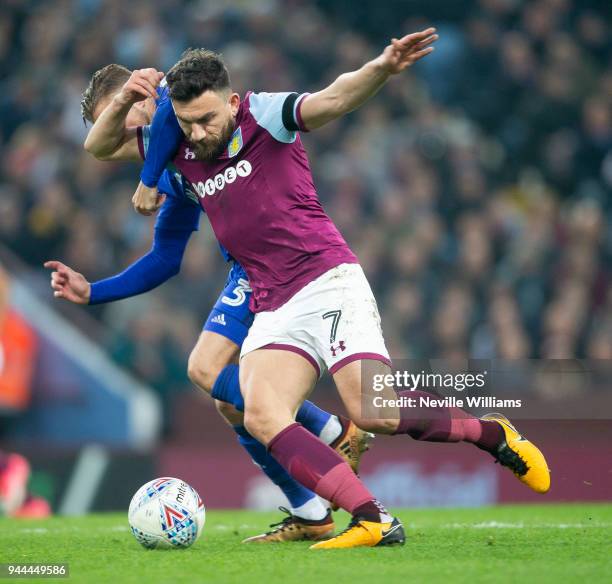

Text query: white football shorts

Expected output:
[240,263,391,376]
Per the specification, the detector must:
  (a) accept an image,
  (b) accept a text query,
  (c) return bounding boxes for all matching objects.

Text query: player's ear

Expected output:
[229,92,240,116]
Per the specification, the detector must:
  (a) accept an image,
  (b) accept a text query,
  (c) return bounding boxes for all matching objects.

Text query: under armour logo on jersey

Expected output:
[185,147,196,160]
[330,341,346,357]
[211,314,226,326]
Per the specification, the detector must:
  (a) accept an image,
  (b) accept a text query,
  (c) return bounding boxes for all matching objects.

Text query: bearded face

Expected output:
[172,89,241,162]
[192,116,235,161]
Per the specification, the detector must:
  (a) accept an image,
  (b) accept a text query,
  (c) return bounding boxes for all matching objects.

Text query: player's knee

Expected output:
[215,400,243,426]
[187,352,219,394]
[242,406,270,442]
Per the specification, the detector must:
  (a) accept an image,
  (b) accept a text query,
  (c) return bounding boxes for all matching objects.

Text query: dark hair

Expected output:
[81,64,131,124]
[166,48,230,102]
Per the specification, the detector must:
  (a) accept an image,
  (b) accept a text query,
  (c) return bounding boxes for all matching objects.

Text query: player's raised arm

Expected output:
[299,28,437,130]
[83,68,164,161]
[140,97,183,188]
[131,96,184,215]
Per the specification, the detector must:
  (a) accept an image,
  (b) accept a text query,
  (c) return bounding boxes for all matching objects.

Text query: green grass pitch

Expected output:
[1,504,611,584]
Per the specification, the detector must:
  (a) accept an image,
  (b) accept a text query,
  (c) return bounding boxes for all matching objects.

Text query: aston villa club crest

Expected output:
[227,126,243,158]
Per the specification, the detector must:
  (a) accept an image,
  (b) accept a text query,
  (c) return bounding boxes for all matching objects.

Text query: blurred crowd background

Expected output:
[0,0,610,419]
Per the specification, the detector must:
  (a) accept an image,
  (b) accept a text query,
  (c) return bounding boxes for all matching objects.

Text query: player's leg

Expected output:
[205,346,344,446]
[316,263,548,547]
[194,271,371,471]
[190,327,369,472]
[187,330,239,396]
[211,362,370,472]
[240,348,402,548]
[198,334,346,448]
[214,400,334,542]
[312,263,548,490]
[296,404,373,476]
[333,358,501,441]
[187,331,331,532]
[215,400,328,521]
[333,359,550,492]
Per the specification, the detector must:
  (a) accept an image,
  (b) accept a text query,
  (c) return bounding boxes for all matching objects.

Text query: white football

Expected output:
[128,477,206,549]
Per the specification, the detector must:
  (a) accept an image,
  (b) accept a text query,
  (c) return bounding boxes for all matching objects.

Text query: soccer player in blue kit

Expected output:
[44,65,373,543]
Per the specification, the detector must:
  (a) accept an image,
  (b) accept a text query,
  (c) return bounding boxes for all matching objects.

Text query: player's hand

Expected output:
[115,68,165,107]
[43,261,91,304]
[377,28,438,74]
[132,181,166,216]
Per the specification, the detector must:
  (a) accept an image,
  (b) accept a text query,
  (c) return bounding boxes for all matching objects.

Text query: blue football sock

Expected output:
[296,401,332,436]
[211,364,244,410]
[233,426,316,509]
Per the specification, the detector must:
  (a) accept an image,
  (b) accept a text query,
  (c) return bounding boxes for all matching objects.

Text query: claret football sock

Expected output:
[393,390,503,451]
[352,499,393,523]
[233,425,319,510]
[268,423,376,514]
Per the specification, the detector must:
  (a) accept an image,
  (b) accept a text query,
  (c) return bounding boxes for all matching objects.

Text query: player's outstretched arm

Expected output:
[300,28,437,130]
[84,68,164,161]
[44,228,192,305]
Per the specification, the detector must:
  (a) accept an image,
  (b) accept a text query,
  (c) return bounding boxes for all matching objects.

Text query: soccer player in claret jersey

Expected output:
[45,64,374,543]
[94,28,550,550]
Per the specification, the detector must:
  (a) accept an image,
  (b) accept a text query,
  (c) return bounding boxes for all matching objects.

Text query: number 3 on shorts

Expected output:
[222,278,251,307]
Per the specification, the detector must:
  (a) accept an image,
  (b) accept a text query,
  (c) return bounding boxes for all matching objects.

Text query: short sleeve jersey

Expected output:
[169,92,357,313]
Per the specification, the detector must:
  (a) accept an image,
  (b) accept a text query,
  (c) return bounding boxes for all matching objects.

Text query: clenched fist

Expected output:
[132,180,166,216]
[114,68,165,107]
